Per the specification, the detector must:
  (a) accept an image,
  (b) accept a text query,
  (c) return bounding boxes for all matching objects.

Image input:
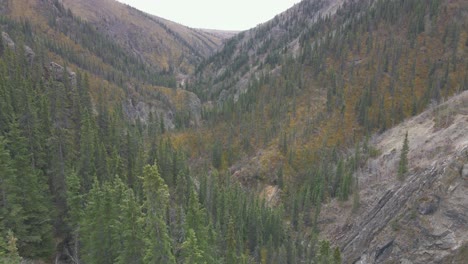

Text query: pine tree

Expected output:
[0,230,22,264]
[398,132,409,180]
[78,109,96,191]
[181,229,206,264]
[81,179,116,264]
[114,179,145,264]
[317,240,330,264]
[332,247,341,264]
[3,121,53,258]
[226,216,238,263]
[65,170,83,263]
[141,164,176,264]
[0,137,14,222]
[185,186,215,263]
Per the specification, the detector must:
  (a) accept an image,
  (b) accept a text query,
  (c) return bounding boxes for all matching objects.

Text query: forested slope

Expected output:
[0,0,332,263]
[1,0,468,263]
[185,0,468,200]
[178,0,468,260]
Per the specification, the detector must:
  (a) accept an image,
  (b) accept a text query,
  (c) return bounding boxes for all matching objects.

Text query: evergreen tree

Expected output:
[80,179,117,264]
[78,109,96,191]
[0,230,22,264]
[332,247,341,264]
[141,164,176,264]
[181,229,206,264]
[65,170,83,263]
[226,216,238,263]
[3,121,53,258]
[185,186,215,263]
[114,179,145,264]
[398,132,409,180]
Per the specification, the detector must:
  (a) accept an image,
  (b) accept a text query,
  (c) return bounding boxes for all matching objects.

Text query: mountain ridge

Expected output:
[59,0,236,75]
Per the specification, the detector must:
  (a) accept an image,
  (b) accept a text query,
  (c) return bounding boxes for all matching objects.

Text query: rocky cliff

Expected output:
[320,91,468,263]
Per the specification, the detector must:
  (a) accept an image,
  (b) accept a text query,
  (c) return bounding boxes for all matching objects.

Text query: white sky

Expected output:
[116,0,302,31]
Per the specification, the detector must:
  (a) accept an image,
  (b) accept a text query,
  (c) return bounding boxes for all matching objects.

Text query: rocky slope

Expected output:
[193,0,346,101]
[320,91,468,263]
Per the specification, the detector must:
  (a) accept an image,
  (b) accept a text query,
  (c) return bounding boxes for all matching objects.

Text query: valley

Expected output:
[0,0,467,263]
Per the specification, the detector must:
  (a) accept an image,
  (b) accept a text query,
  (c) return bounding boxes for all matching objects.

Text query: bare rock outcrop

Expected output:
[2,31,15,49]
[319,91,468,263]
[1,32,35,64]
[49,62,77,86]
[122,87,201,131]
[181,89,202,126]
[24,45,35,64]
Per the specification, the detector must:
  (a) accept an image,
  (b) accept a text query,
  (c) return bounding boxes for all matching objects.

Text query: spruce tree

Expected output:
[181,229,206,264]
[185,186,215,263]
[141,164,176,264]
[3,121,53,258]
[398,132,409,180]
[114,179,145,264]
[0,230,22,264]
[81,179,114,264]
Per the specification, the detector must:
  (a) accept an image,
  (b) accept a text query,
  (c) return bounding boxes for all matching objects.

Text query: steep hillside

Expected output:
[60,0,234,75]
[0,0,209,129]
[174,2,468,261]
[183,0,468,185]
[320,91,468,263]
[192,0,345,101]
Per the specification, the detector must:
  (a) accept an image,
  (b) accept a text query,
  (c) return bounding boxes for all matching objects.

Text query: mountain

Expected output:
[184,0,468,184]
[180,0,468,261]
[1,0,468,263]
[193,0,345,101]
[0,0,232,129]
[59,0,236,75]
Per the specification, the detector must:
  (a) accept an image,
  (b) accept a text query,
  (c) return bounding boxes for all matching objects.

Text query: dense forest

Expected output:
[186,0,467,232]
[1,0,468,263]
[0,2,337,263]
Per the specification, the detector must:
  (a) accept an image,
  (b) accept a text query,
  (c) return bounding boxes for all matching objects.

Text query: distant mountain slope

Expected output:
[193,0,345,101]
[60,0,235,75]
[0,0,206,129]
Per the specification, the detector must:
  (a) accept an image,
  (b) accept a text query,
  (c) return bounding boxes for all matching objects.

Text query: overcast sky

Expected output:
[116,0,302,31]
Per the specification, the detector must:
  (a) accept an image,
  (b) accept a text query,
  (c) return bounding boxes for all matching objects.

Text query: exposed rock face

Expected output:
[260,185,281,207]
[1,31,35,64]
[319,91,468,263]
[122,87,201,131]
[49,62,77,86]
[183,89,202,126]
[2,31,15,49]
[417,195,440,215]
[24,45,35,64]
[123,98,175,130]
